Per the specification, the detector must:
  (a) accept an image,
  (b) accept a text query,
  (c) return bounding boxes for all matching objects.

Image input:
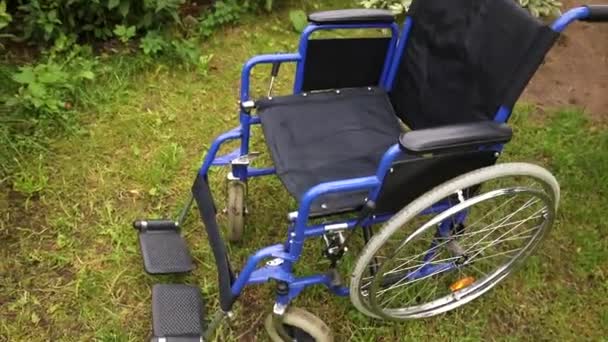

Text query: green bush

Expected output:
[0,0,273,46]
[361,0,411,14]
[361,0,562,17]
[199,0,246,37]
[518,0,562,17]
[0,1,13,47]
[5,0,184,44]
[0,40,98,180]
[0,1,10,30]
[7,54,96,116]
[0,0,261,127]
[0,0,271,185]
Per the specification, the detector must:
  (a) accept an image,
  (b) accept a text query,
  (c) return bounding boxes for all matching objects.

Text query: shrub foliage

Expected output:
[1,0,271,45]
[0,0,270,183]
[361,0,562,17]
[4,0,184,43]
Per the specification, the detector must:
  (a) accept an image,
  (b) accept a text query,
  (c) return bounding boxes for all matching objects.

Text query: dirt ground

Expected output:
[524,0,608,121]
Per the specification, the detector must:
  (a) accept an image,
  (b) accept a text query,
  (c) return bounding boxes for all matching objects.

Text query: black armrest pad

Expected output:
[308,9,395,25]
[583,5,608,22]
[399,121,513,155]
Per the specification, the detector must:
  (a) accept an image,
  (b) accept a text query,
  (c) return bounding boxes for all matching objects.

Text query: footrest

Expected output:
[138,225,194,274]
[152,284,205,341]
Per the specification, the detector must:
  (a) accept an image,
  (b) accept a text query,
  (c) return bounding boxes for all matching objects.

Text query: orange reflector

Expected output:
[449,276,476,292]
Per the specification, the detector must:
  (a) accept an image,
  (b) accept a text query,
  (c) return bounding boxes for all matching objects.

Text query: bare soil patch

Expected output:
[525,0,608,122]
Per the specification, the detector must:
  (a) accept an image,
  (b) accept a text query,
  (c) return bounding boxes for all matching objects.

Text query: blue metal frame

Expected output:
[199,8,588,311]
[386,17,414,92]
[551,7,590,32]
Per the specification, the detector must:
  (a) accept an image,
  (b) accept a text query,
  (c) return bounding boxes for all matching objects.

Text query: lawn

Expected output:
[1,1,608,341]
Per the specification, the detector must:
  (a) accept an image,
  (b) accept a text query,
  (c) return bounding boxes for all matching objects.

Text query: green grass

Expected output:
[2,1,608,341]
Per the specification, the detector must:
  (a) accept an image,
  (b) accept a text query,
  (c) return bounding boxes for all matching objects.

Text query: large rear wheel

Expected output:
[350,163,559,320]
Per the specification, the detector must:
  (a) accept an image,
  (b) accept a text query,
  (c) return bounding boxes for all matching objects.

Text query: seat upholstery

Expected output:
[257,87,402,215]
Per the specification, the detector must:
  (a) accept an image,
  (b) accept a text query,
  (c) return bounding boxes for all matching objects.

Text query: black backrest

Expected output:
[303,37,392,91]
[390,0,559,129]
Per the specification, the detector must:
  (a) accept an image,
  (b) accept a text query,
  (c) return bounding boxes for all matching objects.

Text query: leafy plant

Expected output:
[361,0,562,17]
[5,46,97,118]
[10,0,186,44]
[1,0,275,49]
[518,0,562,17]
[289,10,307,33]
[1,43,98,184]
[140,30,166,55]
[199,0,244,38]
[0,0,13,48]
[171,38,201,65]
[113,25,136,43]
[360,0,412,14]
[197,54,214,77]
[10,63,70,113]
[17,1,63,42]
[0,1,11,31]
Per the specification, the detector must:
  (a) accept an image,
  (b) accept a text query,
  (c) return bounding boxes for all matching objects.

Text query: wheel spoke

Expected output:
[378,200,542,288]
[351,169,557,320]
[453,199,541,259]
[464,207,545,261]
[377,262,454,296]
[380,228,537,283]
[434,214,543,242]
[465,246,524,265]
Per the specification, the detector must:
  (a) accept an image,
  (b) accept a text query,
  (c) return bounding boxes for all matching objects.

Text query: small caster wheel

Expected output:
[226,179,246,242]
[264,307,333,342]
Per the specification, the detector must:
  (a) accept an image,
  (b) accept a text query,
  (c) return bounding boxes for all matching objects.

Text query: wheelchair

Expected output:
[132,1,608,340]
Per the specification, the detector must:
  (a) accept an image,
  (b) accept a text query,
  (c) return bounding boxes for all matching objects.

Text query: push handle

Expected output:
[583,5,608,22]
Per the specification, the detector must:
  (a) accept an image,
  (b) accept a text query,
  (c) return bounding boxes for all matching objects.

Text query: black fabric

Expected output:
[390,0,559,129]
[584,5,608,22]
[375,151,498,214]
[502,28,560,108]
[192,174,236,312]
[258,87,401,215]
[152,284,204,338]
[308,9,395,24]
[399,121,512,154]
[139,230,194,274]
[302,38,392,91]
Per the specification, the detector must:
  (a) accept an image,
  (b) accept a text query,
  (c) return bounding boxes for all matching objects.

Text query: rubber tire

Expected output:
[349,162,560,319]
[264,307,334,342]
[226,180,246,242]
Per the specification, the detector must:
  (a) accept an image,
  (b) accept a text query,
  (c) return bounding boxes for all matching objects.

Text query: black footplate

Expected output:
[134,220,194,274]
[151,284,205,342]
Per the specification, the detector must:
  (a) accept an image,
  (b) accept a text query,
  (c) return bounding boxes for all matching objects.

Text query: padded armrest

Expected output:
[582,5,608,22]
[308,9,395,25]
[399,121,513,155]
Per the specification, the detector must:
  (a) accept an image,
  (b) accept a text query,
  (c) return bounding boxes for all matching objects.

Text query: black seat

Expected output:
[258,87,402,215]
